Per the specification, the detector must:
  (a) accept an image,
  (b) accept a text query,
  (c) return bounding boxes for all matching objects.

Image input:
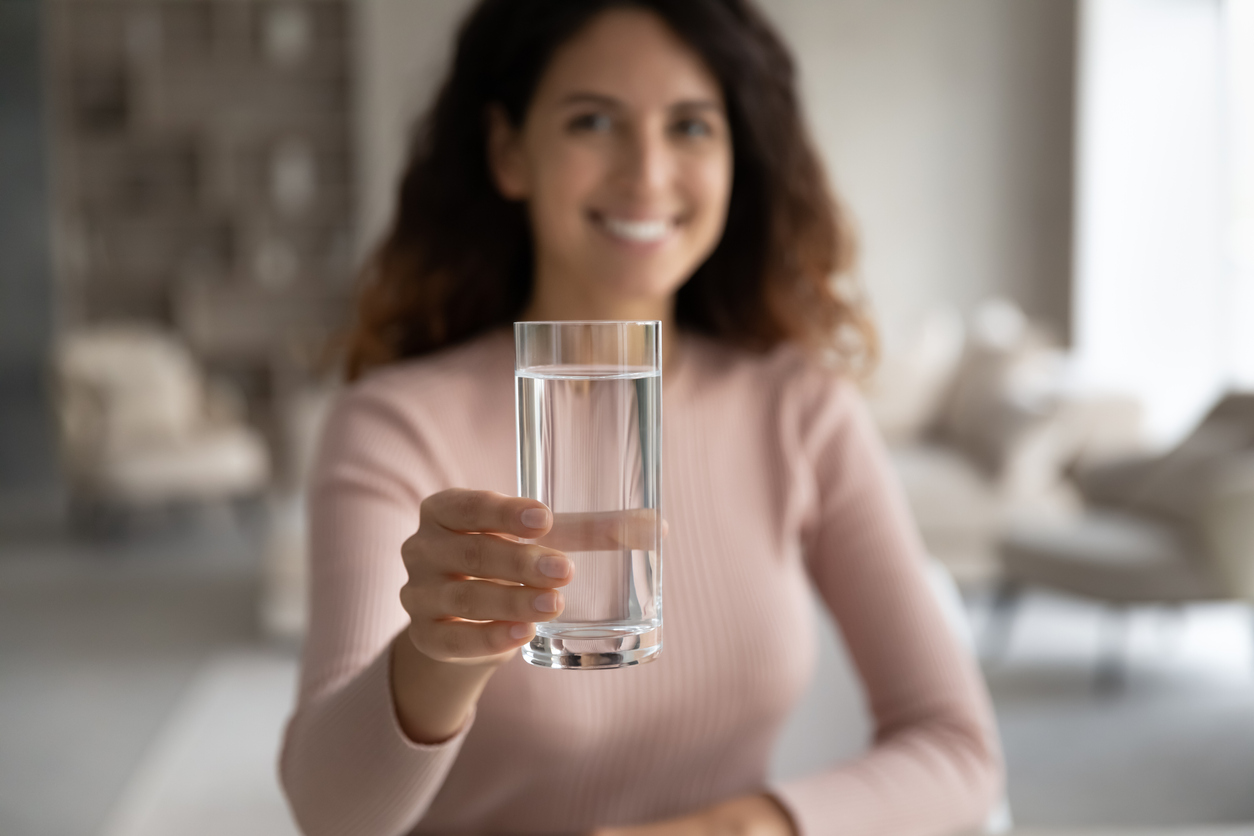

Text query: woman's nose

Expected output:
[617,124,672,199]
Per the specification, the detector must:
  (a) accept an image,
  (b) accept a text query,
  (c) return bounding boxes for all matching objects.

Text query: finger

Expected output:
[422,489,552,538]
[427,577,564,623]
[420,529,572,587]
[539,509,663,552]
[418,619,536,661]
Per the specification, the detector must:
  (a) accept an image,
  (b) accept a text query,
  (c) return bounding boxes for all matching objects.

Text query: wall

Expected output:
[765,0,1076,347]
[351,0,467,258]
[351,0,1077,350]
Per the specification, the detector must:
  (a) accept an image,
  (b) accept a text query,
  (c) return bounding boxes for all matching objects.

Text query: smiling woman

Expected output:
[485,10,733,324]
[282,2,1002,835]
[342,0,872,380]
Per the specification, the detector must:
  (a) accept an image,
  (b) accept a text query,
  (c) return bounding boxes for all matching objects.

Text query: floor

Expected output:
[0,507,274,836]
[979,594,1254,826]
[1,508,1252,836]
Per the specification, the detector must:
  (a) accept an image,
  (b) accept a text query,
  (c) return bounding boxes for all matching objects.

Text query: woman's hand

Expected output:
[595,794,796,836]
[400,488,571,663]
[391,488,571,743]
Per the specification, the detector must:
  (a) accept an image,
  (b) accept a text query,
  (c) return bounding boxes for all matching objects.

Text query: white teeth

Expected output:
[601,217,672,243]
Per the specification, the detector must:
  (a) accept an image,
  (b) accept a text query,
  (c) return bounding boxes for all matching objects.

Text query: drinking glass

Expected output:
[515,321,662,669]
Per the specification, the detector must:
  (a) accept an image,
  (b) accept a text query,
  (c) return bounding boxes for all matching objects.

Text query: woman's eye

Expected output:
[568,112,612,133]
[672,118,713,139]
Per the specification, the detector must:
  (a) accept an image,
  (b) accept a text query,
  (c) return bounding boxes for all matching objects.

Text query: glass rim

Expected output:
[514,320,661,327]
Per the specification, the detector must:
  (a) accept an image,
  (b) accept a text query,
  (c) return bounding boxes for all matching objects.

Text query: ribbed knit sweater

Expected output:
[280,328,1002,836]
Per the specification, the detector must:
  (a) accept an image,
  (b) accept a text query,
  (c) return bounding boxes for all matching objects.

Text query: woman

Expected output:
[280,1,1003,834]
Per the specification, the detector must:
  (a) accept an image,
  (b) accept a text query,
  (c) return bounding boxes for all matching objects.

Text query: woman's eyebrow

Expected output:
[557,93,723,113]
[668,99,722,113]
[559,92,623,108]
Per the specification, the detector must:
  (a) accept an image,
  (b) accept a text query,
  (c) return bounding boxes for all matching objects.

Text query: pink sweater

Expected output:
[280,328,1002,836]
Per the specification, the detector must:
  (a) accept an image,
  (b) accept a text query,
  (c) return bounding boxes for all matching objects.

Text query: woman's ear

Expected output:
[486,105,529,200]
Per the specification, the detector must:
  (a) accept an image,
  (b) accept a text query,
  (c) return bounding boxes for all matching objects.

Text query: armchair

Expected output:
[866,300,1143,585]
[991,393,1254,682]
[53,323,271,523]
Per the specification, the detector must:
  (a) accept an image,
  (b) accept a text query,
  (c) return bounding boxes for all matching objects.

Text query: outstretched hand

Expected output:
[390,489,667,745]
[397,492,664,667]
[398,489,572,666]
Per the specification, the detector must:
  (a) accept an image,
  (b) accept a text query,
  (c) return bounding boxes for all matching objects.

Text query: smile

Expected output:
[594,214,676,245]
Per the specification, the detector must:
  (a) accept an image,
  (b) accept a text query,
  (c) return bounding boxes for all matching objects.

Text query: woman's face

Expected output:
[490,8,733,316]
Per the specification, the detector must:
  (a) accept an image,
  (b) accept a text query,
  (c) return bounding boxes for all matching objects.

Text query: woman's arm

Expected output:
[278,388,460,836]
[771,376,1003,836]
[279,390,568,836]
[599,373,999,836]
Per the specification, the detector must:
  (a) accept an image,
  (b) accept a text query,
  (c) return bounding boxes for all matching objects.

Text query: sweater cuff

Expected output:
[283,645,475,836]
[379,641,478,754]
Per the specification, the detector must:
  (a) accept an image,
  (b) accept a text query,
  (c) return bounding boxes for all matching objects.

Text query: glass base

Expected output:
[522,623,662,670]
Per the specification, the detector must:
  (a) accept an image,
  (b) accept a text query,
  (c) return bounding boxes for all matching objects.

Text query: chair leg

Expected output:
[982,579,1022,662]
[1095,604,1129,694]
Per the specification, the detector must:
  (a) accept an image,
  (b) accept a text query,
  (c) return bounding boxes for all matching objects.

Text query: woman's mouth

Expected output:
[592,212,677,245]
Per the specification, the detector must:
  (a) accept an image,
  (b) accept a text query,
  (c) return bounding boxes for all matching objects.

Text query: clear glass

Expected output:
[515,321,662,669]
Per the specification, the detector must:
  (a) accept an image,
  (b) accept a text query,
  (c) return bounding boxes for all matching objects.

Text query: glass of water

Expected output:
[515,321,662,670]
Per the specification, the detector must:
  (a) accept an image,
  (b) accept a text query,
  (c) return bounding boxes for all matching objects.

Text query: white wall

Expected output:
[351,0,468,258]
[350,0,1077,352]
[761,0,1075,348]
[1073,0,1227,443]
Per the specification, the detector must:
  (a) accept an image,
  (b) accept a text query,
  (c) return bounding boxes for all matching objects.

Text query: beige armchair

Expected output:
[866,300,1143,585]
[991,393,1254,683]
[54,323,271,524]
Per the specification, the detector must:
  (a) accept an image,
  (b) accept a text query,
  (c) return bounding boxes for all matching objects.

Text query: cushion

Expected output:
[97,425,271,504]
[1128,394,1254,523]
[863,307,964,445]
[1076,393,1254,524]
[934,300,1064,477]
[58,325,204,444]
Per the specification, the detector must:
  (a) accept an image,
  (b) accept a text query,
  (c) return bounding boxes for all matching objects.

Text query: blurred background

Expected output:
[1,1,1253,834]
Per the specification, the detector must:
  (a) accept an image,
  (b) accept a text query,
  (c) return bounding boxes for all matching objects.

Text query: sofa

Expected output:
[864,300,1143,586]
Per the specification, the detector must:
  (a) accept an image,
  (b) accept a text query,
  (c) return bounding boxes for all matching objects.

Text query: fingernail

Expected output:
[509,623,532,640]
[521,507,549,529]
[537,555,570,579]
[534,591,560,613]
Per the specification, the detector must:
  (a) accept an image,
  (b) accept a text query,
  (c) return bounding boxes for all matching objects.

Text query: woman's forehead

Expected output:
[532,8,724,111]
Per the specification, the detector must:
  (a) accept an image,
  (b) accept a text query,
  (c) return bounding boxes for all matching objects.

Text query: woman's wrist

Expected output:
[389,628,502,744]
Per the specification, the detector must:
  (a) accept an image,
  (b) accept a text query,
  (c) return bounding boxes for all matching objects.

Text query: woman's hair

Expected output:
[344,0,875,381]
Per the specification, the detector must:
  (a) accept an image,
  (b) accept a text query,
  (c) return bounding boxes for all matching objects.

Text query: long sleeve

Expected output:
[772,376,1004,836]
[276,333,1003,836]
[279,382,471,836]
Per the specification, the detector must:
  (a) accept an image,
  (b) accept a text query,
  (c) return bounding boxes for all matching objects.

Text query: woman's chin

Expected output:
[587,261,692,305]
[593,280,684,313]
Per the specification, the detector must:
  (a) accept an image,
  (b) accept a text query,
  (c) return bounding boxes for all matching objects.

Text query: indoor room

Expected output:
[1,1,1252,834]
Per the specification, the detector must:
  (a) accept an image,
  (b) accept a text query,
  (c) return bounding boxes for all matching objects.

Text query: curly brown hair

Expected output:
[344,0,875,381]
